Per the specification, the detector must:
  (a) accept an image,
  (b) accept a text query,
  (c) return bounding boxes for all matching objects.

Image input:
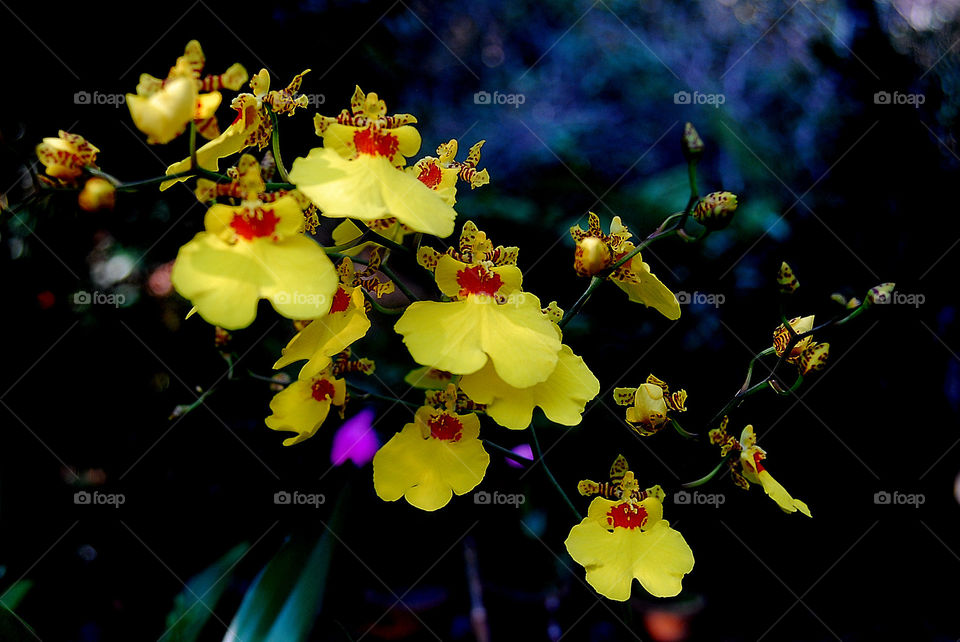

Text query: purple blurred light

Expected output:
[330,408,379,467]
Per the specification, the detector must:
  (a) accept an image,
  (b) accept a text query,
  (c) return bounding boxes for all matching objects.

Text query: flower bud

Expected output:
[625,383,668,434]
[77,177,116,212]
[798,342,830,375]
[682,122,704,160]
[772,315,815,362]
[692,191,738,230]
[777,261,799,294]
[867,282,895,305]
[574,236,612,277]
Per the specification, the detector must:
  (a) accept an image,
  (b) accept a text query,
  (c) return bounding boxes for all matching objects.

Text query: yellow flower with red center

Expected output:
[395,222,561,389]
[288,86,458,238]
[565,495,695,600]
[614,375,687,436]
[710,418,811,516]
[36,131,99,182]
[458,301,599,430]
[171,155,338,329]
[272,254,393,379]
[408,138,490,206]
[373,406,490,511]
[265,369,347,446]
[161,68,310,191]
[570,213,680,320]
[127,40,247,145]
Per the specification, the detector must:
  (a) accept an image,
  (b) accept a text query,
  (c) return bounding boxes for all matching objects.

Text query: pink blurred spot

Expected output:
[331,408,379,467]
[147,261,174,297]
[506,443,533,469]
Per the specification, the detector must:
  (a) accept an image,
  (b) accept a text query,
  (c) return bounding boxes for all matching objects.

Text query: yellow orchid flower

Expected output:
[570,213,680,320]
[160,68,309,191]
[738,425,811,516]
[565,495,695,600]
[373,406,490,511]
[265,368,347,446]
[36,131,99,181]
[127,40,247,145]
[288,86,458,238]
[170,155,338,330]
[329,219,415,257]
[408,138,490,206]
[395,222,561,389]
[614,374,687,436]
[459,302,599,430]
[404,367,456,390]
[272,253,392,379]
[710,418,811,516]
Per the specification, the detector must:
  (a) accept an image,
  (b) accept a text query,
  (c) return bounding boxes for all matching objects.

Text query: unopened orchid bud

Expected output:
[777,262,799,294]
[682,122,704,160]
[625,383,668,433]
[867,282,896,305]
[574,236,612,277]
[798,342,830,376]
[830,293,847,306]
[693,191,738,230]
[78,177,116,212]
[772,315,815,362]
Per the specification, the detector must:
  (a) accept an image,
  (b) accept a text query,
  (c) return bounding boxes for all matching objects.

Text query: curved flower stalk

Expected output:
[171,154,338,329]
[265,349,374,446]
[614,374,688,436]
[373,403,489,511]
[127,40,247,145]
[565,477,693,601]
[160,68,310,190]
[570,213,681,320]
[395,221,561,389]
[709,417,811,516]
[288,86,458,237]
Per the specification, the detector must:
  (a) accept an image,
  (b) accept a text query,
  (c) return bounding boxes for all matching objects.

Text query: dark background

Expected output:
[1,0,959,639]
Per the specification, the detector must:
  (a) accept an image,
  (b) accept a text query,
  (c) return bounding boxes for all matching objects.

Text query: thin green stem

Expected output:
[530,424,582,521]
[380,263,420,302]
[263,181,297,191]
[361,289,405,315]
[670,418,699,439]
[558,276,603,329]
[268,107,291,183]
[189,121,198,170]
[345,381,419,407]
[681,454,730,489]
[482,440,531,467]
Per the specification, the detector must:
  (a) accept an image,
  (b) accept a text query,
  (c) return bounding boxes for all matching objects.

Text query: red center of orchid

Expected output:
[311,378,336,402]
[606,502,649,530]
[329,286,351,314]
[456,265,503,298]
[417,162,443,189]
[753,451,766,473]
[428,413,463,442]
[230,209,279,240]
[353,128,400,158]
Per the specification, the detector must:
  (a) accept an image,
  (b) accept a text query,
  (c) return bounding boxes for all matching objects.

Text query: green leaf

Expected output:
[223,529,336,642]
[0,579,36,638]
[161,542,250,642]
